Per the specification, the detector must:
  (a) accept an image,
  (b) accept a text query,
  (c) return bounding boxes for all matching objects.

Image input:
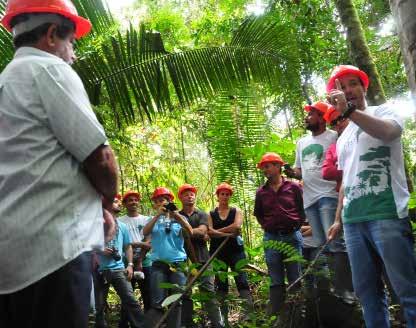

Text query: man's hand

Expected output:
[103,208,117,243]
[102,247,115,257]
[140,241,151,251]
[126,265,133,281]
[301,225,312,237]
[328,79,347,114]
[284,166,296,178]
[327,222,342,241]
[203,233,210,242]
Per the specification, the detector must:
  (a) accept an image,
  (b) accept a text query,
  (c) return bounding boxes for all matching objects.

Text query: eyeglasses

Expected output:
[330,116,346,128]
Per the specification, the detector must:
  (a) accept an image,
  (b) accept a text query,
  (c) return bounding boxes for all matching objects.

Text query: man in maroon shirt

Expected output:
[254,152,305,316]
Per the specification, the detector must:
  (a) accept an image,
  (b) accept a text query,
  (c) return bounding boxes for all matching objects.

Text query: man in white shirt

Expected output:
[118,191,152,315]
[327,65,416,327]
[0,1,118,327]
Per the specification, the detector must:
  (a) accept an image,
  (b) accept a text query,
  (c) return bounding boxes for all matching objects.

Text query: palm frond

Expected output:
[75,15,302,124]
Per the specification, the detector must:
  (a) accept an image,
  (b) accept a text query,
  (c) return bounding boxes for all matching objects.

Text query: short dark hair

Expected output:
[10,13,75,49]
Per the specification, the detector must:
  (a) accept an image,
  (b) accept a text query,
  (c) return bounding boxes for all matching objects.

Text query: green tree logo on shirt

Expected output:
[302,144,324,172]
[343,146,396,220]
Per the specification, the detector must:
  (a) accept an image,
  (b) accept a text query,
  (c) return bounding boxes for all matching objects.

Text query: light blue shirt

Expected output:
[99,221,131,271]
[150,215,187,263]
[0,47,107,293]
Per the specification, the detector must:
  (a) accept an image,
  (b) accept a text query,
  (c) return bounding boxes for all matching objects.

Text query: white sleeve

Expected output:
[35,64,107,163]
[294,140,302,168]
[375,104,404,130]
[336,138,344,170]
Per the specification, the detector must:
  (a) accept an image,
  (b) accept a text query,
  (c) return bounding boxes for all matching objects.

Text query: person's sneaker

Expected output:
[133,271,145,280]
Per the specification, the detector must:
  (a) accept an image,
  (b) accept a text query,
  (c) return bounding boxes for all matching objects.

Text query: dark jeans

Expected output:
[119,266,152,328]
[150,261,186,328]
[215,250,250,293]
[182,263,224,328]
[0,252,92,328]
[94,269,146,328]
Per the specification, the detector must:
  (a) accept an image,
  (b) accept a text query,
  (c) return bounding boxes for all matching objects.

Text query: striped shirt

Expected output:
[0,47,107,293]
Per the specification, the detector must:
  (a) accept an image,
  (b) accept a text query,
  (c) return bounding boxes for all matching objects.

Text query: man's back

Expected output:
[0,47,107,293]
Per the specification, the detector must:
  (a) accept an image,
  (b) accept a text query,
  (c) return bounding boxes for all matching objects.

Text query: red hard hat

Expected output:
[304,101,333,115]
[323,107,341,123]
[115,193,122,201]
[178,183,197,197]
[151,187,175,201]
[216,182,233,196]
[0,0,92,39]
[257,152,285,168]
[122,190,141,203]
[326,65,369,93]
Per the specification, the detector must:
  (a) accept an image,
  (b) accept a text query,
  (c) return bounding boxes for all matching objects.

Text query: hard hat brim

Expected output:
[326,69,369,93]
[1,8,91,39]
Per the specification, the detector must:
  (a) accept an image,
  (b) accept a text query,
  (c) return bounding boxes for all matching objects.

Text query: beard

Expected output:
[306,122,320,132]
[113,208,121,214]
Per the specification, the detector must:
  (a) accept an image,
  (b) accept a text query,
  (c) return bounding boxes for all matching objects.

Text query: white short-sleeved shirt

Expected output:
[295,130,338,208]
[337,105,409,224]
[0,47,107,293]
[118,214,151,243]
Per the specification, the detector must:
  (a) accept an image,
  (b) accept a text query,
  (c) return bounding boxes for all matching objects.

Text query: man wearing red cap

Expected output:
[0,1,118,327]
[327,65,416,327]
[178,184,225,328]
[254,152,305,316]
[118,191,152,315]
[286,101,348,294]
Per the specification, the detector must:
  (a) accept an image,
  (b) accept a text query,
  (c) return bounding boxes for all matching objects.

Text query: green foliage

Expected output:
[409,192,416,210]
[161,293,182,307]
[263,239,306,264]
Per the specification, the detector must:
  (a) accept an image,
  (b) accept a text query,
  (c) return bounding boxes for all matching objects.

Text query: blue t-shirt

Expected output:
[99,221,131,271]
[150,215,187,263]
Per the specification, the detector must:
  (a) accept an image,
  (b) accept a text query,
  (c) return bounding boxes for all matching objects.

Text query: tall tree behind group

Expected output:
[334,0,386,105]
[389,0,416,102]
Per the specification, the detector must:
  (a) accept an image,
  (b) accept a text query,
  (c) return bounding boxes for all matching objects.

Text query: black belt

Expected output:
[266,227,299,235]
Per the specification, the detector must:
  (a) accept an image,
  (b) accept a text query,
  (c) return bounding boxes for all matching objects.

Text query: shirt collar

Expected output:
[262,177,287,190]
[180,207,199,217]
[14,46,64,62]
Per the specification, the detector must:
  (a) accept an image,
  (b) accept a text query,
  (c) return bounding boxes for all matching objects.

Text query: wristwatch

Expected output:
[127,262,134,267]
[341,102,356,119]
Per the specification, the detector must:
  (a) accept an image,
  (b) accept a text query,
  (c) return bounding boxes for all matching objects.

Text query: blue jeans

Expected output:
[264,230,303,287]
[0,252,92,328]
[344,218,416,328]
[151,261,187,328]
[305,197,345,252]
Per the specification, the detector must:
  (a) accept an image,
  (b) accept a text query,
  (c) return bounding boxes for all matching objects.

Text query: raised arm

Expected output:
[171,211,193,237]
[347,110,401,143]
[143,214,161,236]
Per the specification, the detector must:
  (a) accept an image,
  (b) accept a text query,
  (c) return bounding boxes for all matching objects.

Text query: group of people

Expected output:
[1,1,416,328]
[92,183,251,328]
[253,64,416,328]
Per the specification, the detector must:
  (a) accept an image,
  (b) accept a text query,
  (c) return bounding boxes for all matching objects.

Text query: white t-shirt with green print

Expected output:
[295,129,338,208]
[337,105,409,224]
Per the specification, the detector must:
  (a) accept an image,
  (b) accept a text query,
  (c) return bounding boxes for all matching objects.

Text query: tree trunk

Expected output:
[389,0,416,110]
[334,0,386,105]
